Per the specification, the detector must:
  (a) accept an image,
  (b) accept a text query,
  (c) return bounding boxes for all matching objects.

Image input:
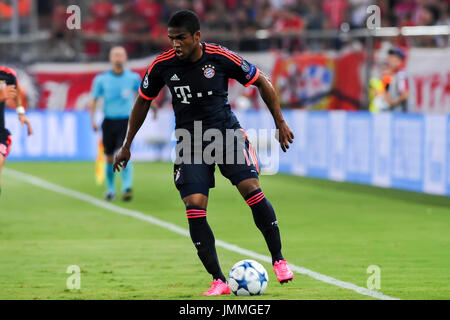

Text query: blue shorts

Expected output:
[173,129,260,198]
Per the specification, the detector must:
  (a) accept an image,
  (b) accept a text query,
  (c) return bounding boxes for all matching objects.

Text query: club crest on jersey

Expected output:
[202,64,215,79]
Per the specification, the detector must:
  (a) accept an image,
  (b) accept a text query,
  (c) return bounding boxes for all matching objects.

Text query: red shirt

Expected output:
[322,0,348,29]
[135,0,162,29]
[90,2,114,29]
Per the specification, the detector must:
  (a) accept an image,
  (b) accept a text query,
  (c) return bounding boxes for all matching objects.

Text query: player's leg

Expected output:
[0,153,5,195]
[236,177,284,263]
[116,119,132,201]
[238,178,294,283]
[182,192,223,281]
[219,130,293,283]
[102,119,116,200]
[175,163,229,295]
[0,130,12,196]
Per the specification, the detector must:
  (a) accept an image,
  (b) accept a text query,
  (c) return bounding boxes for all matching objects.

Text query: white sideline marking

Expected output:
[4,168,400,300]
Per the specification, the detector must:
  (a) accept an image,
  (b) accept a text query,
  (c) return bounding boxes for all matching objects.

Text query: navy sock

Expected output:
[245,189,284,265]
[186,206,226,282]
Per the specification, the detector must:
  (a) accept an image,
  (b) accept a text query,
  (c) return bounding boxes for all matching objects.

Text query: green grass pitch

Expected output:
[1,162,449,300]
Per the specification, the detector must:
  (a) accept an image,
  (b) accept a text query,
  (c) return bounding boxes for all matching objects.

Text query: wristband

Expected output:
[16,106,25,114]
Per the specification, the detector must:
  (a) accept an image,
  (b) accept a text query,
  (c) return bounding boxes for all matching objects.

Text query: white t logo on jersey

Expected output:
[174,85,192,104]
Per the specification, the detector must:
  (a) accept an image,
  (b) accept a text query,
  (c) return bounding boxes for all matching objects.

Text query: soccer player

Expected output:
[113,10,295,296]
[0,66,33,195]
[90,46,141,201]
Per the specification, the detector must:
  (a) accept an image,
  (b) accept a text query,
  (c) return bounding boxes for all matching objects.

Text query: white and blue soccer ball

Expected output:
[228,259,268,296]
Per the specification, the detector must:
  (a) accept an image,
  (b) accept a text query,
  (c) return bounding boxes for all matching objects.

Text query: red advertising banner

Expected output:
[30,65,147,111]
[271,51,365,111]
[22,48,450,113]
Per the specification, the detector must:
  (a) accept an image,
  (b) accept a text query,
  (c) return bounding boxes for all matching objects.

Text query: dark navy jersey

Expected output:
[139,42,260,131]
[0,66,18,129]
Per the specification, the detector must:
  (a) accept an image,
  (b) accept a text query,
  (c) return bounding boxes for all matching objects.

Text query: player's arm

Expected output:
[0,85,16,102]
[113,96,151,172]
[114,59,165,171]
[15,83,33,136]
[217,45,294,152]
[253,72,294,152]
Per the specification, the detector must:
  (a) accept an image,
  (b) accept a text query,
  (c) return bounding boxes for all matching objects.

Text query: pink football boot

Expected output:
[202,279,231,296]
[273,260,294,284]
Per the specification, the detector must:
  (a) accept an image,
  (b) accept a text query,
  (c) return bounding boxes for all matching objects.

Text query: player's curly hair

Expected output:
[167,10,200,35]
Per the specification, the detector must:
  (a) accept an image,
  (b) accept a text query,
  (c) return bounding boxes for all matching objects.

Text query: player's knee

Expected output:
[237,178,260,198]
[183,193,208,209]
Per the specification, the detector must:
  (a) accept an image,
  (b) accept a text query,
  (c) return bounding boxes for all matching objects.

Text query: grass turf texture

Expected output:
[1,162,449,300]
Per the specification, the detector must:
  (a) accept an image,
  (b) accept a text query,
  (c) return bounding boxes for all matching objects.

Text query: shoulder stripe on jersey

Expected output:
[205,43,241,61]
[206,50,241,65]
[147,51,175,74]
[146,49,175,71]
[205,48,242,65]
[157,48,175,59]
[151,49,175,65]
[205,44,242,61]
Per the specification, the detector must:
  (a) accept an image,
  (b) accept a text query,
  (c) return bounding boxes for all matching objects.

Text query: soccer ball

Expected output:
[228,259,268,296]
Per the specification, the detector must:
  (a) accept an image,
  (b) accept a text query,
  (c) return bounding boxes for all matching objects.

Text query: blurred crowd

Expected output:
[48,0,450,59]
[1,0,449,61]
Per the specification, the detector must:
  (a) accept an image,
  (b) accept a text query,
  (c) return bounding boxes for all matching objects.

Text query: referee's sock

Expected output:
[245,189,284,265]
[106,163,115,194]
[121,161,133,192]
[186,206,226,282]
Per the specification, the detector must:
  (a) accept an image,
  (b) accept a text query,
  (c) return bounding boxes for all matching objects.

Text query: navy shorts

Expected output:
[0,128,12,159]
[173,128,260,198]
[101,118,128,155]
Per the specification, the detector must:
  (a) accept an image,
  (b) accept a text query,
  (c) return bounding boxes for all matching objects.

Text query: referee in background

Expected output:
[90,46,141,201]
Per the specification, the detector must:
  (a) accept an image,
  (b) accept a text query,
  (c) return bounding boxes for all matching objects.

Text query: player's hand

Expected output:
[0,85,17,102]
[275,120,294,152]
[18,113,33,136]
[113,146,131,172]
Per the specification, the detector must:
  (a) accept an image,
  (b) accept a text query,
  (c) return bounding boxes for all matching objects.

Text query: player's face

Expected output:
[168,27,200,62]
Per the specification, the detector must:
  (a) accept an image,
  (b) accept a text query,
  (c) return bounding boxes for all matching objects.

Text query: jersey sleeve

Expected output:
[218,47,260,87]
[91,74,104,99]
[139,62,165,101]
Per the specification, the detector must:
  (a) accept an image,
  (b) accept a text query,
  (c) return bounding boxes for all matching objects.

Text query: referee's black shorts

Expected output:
[101,118,128,155]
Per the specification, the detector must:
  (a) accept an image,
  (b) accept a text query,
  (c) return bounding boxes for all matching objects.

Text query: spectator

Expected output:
[322,0,348,30]
[90,0,114,31]
[134,0,162,30]
[304,1,325,30]
[384,48,409,112]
